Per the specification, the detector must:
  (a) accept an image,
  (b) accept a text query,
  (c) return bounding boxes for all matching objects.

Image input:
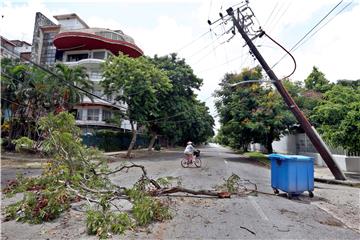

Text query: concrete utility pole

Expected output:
[226,7,346,180]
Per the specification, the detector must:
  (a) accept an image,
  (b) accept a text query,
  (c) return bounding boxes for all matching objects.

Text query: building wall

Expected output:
[58,18,87,30]
[31,12,56,63]
[272,134,297,154]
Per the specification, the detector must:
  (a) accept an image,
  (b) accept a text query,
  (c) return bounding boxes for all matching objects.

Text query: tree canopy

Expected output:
[215,67,298,153]
[1,59,93,149]
[311,84,360,153]
[149,53,214,146]
[101,54,172,156]
[304,66,331,93]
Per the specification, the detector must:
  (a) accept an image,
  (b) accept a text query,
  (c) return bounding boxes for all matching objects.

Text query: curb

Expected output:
[314,177,360,187]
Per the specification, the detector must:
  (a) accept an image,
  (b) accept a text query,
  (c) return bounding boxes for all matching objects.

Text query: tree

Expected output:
[215,67,298,153]
[148,53,213,147]
[304,66,331,93]
[311,85,360,153]
[101,54,172,157]
[52,63,93,112]
[1,59,94,150]
[1,59,53,147]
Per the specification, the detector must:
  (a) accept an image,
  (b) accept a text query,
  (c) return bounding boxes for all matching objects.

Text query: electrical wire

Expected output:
[263,1,279,28]
[263,31,297,80]
[13,53,128,111]
[292,1,353,53]
[268,2,292,34]
[272,0,344,68]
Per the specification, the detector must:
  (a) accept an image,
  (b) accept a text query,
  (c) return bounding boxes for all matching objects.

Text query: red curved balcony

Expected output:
[53,31,143,58]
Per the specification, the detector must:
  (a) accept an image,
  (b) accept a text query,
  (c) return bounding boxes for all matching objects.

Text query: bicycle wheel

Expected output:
[181,158,189,168]
[194,157,201,167]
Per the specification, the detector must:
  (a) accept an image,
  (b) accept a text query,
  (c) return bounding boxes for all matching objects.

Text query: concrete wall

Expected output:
[298,151,348,171]
[58,18,87,30]
[272,134,297,154]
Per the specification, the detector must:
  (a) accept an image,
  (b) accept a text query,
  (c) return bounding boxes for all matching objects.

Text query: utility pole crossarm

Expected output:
[226,7,346,180]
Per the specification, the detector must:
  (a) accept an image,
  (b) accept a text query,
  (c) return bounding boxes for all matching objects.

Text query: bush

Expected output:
[12,137,35,152]
[154,144,161,151]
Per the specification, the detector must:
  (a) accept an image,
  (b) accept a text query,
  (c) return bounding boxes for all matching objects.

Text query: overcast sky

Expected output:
[1,0,359,130]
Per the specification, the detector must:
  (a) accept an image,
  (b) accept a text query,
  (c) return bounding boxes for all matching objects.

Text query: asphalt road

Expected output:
[1,143,359,239]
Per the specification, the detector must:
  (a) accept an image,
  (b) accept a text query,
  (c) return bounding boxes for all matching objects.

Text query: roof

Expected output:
[10,40,32,47]
[0,36,16,47]
[53,13,89,28]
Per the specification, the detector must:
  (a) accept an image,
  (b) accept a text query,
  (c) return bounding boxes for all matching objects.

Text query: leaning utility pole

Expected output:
[226,6,346,180]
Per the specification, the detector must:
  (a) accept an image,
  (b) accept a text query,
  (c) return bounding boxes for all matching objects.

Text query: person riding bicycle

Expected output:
[184,141,196,162]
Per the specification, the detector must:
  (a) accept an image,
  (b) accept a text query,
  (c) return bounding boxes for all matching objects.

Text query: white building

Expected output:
[31,12,143,133]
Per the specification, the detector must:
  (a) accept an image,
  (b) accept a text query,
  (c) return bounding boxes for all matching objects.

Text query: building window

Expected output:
[89,71,102,80]
[76,109,83,120]
[67,53,89,62]
[102,110,112,121]
[93,51,105,59]
[87,109,99,121]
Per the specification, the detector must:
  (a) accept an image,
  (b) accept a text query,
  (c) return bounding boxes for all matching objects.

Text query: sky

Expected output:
[1,0,359,130]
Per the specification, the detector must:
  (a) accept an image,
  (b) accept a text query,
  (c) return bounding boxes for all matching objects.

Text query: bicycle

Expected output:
[181,150,201,168]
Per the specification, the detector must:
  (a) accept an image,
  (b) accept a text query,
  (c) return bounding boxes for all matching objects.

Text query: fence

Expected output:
[296,133,360,157]
[82,130,150,152]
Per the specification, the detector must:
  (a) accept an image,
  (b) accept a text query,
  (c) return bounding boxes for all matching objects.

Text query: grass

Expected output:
[244,152,270,166]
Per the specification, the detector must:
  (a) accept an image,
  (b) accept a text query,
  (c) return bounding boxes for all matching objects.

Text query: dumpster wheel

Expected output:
[308,191,314,198]
[273,188,279,194]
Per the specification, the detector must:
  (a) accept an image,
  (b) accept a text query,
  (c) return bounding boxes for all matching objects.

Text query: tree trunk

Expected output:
[266,141,273,154]
[266,128,274,154]
[147,131,157,151]
[126,121,137,158]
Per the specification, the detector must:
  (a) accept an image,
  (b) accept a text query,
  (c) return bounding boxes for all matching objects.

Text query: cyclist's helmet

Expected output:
[187,141,193,145]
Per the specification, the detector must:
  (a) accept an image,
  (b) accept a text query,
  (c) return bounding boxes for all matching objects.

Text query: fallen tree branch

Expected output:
[98,163,161,189]
[66,182,101,204]
[150,186,230,198]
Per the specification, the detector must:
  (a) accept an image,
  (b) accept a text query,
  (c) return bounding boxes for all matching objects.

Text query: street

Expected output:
[1,144,360,239]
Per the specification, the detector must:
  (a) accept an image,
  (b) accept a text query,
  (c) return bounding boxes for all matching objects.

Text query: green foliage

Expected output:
[154,144,161,151]
[82,130,150,152]
[156,176,179,188]
[86,209,134,238]
[215,67,297,153]
[101,54,171,156]
[102,54,171,124]
[216,174,242,194]
[304,66,331,93]
[148,53,214,146]
[311,85,360,152]
[5,188,71,224]
[244,151,267,160]
[0,58,93,148]
[52,63,94,111]
[12,137,35,152]
[126,188,172,226]
[2,112,172,239]
[244,151,270,166]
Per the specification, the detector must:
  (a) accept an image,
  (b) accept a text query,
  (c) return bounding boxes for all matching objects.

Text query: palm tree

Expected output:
[52,63,94,112]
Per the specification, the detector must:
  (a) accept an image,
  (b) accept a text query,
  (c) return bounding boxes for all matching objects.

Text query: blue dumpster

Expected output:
[269,154,314,198]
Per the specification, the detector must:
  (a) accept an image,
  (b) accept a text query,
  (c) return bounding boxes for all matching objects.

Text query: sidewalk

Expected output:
[314,166,360,187]
[312,167,360,232]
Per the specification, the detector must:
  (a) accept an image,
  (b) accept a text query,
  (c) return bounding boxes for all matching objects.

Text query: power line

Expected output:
[1,97,28,108]
[263,31,296,79]
[263,1,279,28]
[292,1,353,53]
[16,55,127,111]
[268,2,292,34]
[271,0,344,68]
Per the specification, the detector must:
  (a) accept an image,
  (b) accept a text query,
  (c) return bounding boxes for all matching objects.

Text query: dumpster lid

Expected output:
[269,154,313,161]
